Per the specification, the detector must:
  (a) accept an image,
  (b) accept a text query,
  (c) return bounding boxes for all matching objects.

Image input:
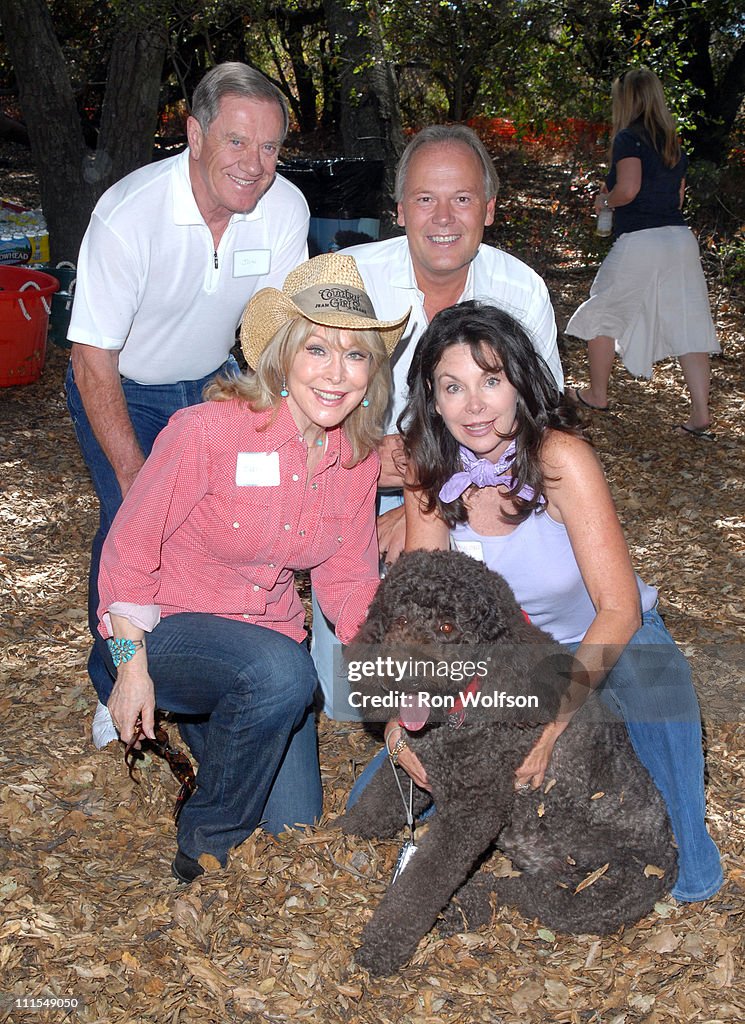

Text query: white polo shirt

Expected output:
[340,235,563,430]
[69,149,309,384]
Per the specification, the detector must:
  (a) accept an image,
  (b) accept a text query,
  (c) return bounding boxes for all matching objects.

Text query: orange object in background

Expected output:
[0,265,59,386]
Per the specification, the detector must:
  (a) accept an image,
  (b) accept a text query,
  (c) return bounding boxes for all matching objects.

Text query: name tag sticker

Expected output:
[235,452,280,487]
[233,249,271,277]
[452,539,484,562]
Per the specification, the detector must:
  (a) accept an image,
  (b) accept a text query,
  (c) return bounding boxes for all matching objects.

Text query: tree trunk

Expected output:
[322,0,404,215]
[0,0,97,260]
[279,10,321,132]
[285,40,318,132]
[97,19,167,185]
[319,36,339,130]
[677,8,745,165]
[697,39,745,164]
[0,0,167,261]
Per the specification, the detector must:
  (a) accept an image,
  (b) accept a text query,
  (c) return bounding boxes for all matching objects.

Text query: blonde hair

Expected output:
[205,317,391,467]
[611,68,681,168]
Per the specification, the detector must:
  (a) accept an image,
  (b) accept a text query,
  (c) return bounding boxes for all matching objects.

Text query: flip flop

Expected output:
[569,387,610,413]
[674,424,716,441]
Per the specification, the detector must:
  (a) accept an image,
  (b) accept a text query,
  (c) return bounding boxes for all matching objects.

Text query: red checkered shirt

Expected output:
[98,398,381,644]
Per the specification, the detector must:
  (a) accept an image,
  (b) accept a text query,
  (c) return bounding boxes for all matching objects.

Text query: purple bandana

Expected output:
[438,441,535,503]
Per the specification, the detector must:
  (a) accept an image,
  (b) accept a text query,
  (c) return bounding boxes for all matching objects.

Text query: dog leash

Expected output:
[386,732,418,883]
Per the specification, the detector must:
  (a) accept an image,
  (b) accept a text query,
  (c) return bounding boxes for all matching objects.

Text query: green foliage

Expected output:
[482,1,697,130]
[376,1,743,165]
[0,1,115,94]
[532,1,745,162]
[381,0,528,121]
[691,165,745,293]
[714,231,745,289]
[0,0,742,164]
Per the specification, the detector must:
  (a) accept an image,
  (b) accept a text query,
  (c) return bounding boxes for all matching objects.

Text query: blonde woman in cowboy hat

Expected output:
[95,254,409,883]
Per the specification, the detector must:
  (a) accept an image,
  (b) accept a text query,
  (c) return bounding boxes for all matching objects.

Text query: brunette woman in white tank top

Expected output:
[386,301,722,903]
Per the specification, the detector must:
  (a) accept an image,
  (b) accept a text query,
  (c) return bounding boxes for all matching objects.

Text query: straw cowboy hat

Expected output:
[240,252,410,367]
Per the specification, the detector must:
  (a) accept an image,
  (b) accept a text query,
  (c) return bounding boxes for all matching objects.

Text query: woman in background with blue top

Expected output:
[566,68,719,438]
[392,300,722,903]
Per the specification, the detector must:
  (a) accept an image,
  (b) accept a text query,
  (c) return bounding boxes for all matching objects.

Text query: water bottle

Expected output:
[32,212,50,263]
[596,206,613,237]
[0,232,31,264]
[0,208,50,263]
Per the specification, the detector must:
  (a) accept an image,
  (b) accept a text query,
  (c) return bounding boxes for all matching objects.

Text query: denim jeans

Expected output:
[95,613,322,863]
[593,607,722,901]
[311,491,402,718]
[349,607,722,903]
[66,358,238,699]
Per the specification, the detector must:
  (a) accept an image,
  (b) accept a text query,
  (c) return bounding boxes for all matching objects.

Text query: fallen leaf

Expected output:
[545,978,570,1006]
[711,951,735,988]
[575,863,610,893]
[644,926,680,953]
[654,901,675,918]
[197,853,222,873]
[629,992,655,1012]
[644,863,666,878]
[121,951,140,971]
[511,979,544,1011]
[73,964,109,980]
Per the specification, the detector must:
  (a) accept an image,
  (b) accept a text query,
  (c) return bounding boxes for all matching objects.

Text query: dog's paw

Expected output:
[354,937,408,976]
[438,875,495,936]
[438,896,493,937]
[354,917,420,975]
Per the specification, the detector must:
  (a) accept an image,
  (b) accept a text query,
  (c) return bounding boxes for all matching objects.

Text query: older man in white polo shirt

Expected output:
[67,63,309,740]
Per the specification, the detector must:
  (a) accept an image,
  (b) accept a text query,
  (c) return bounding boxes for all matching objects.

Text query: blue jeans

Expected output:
[66,358,238,699]
[95,613,322,863]
[311,491,402,718]
[349,608,722,903]
[593,608,722,901]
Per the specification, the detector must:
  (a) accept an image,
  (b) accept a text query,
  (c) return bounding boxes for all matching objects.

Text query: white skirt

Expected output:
[565,225,720,378]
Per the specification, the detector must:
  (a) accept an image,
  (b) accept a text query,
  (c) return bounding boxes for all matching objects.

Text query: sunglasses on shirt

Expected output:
[124,715,196,821]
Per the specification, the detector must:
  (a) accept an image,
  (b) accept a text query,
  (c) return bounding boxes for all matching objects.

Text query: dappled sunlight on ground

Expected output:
[1,138,742,1023]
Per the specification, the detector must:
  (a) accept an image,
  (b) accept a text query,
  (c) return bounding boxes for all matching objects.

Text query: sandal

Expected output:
[674,424,716,441]
[569,387,610,413]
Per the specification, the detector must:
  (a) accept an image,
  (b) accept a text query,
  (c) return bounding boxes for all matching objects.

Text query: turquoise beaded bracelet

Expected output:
[106,637,145,667]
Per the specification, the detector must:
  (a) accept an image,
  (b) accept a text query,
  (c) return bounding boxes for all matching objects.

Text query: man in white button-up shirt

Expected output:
[348,124,563,438]
[313,124,564,717]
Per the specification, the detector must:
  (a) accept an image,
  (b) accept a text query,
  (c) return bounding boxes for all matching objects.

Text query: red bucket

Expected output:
[0,266,59,387]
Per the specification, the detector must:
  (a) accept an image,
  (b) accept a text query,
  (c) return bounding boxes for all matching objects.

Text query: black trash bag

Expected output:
[279,157,385,255]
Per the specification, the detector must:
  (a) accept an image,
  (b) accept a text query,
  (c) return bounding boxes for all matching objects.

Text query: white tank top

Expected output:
[451,510,658,644]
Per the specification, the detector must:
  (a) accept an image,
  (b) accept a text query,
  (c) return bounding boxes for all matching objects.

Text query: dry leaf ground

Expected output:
[0,139,743,1023]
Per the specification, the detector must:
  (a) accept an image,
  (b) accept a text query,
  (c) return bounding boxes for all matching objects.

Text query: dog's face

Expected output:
[358,549,521,646]
[347,550,567,729]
